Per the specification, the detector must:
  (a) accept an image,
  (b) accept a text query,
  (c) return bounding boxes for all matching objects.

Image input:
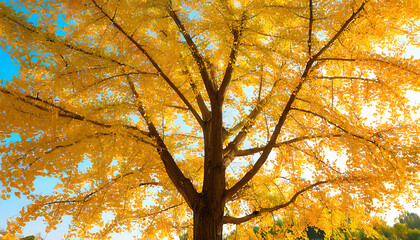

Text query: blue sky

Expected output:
[0,48,69,239]
[0,1,74,238]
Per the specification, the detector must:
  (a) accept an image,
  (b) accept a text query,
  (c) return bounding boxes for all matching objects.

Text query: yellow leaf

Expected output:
[14,192,21,199]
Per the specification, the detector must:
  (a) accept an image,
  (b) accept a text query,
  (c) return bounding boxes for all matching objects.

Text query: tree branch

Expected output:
[219,24,243,101]
[223,80,280,167]
[289,144,342,174]
[311,0,367,60]
[263,4,307,9]
[3,15,140,71]
[133,202,185,219]
[315,75,381,83]
[91,0,204,128]
[317,57,420,75]
[223,181,328,224]
[308,0,314,56]
[125,76,200,209]
[40,172,156,206]
[290,107,399,169]
[167,8,215,99]
[289,107,385,148]
[44,133,111,154]
[225,77,280,137]
[0,87,149,136]
[235,134,342,157]
[180,63,211,120]
[82,71,158,90]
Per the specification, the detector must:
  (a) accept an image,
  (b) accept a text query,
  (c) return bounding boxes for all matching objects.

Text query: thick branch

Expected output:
[225,56,317,197]
[225,2,367,199]
[91,0,204,128]
[224,181,328,224]
[167,8,215,99]
[125,77,199,209]
[225,76,308,199]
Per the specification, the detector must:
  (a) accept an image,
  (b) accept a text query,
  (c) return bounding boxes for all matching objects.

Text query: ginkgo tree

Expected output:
[1,0,420,239]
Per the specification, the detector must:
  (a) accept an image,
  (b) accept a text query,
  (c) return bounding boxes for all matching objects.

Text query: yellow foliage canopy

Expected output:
[0,0,420,239]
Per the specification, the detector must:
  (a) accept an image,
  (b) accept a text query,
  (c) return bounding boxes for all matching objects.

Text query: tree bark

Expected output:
[193,95,226,240]
[193,201,225,240]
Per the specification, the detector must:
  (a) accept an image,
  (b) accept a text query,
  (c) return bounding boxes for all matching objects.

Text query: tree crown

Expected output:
[1,0,420,239]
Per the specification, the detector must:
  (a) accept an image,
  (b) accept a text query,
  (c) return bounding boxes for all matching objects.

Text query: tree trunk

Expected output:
[193,202,225,240]
[193,96,226,240]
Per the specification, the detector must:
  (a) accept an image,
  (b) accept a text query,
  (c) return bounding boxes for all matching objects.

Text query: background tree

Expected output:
[225,213,420,239]
[400,212,420,230]
[1,0,420,239]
